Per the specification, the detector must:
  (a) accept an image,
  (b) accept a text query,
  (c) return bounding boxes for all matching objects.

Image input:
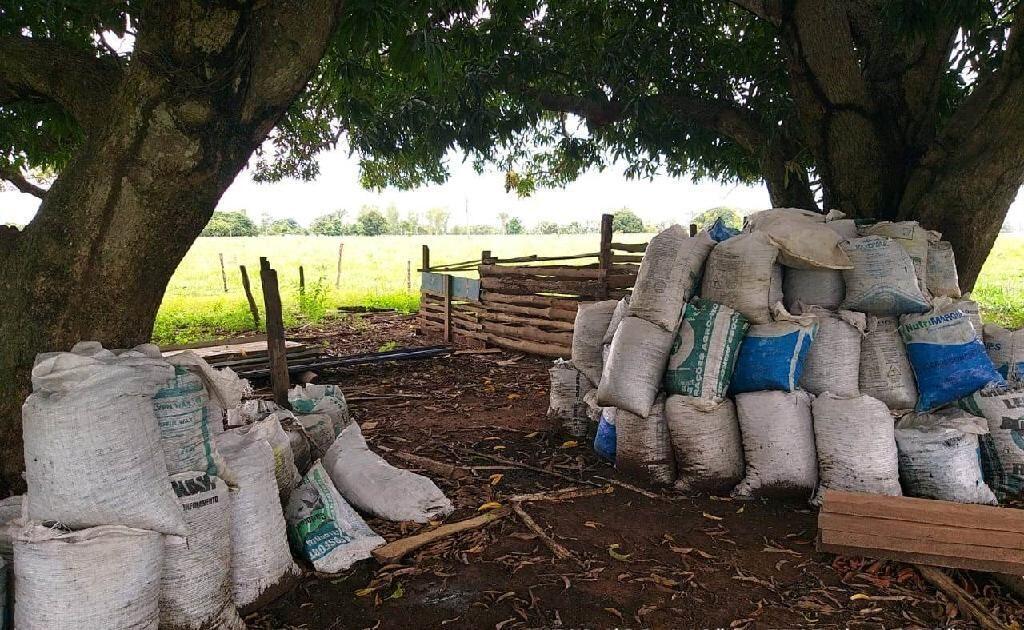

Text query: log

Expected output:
[259,258,290,409]
[480,275,605,297]
[610,241,648,253]
[473,310,574,331]
[479,264,605,279]
[483,333,571,358]
[238,265,261,329]
[917,565,1007,630]
[507,485,615,503]
[511,502,574,561]
[481,292,582,311]
[392,451,469,480]
[477,299,578,322]
[371,508,510,564]
[488,252,600,265]
[610,254,644,263]
[480,321,573,346]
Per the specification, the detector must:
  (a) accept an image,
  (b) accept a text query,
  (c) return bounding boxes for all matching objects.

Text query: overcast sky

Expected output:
[2,146,1023,230]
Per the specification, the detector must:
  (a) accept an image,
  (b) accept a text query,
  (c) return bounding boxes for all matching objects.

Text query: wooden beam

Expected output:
[479,264,606,279]
[239,264,261,329]
[259,258,290,409]
[689,223,698,237]
[372,508,510,564]
[610,242,648,253]
[476,299,578,322]
[480,321,573,346]
[483,333,570,358]
[480,292,581,311]
[599,213,613,299]
[443,273,453,342]
[480,275,604,297]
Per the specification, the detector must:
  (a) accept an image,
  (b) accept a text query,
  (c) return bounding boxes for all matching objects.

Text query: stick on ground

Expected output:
[372,508,510,564]
[507,485,614,503]
[917,565,1006,630]
[511,502,574,561]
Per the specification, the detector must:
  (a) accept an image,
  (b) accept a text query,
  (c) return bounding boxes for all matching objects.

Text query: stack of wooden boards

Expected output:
[817,490,1024,575]
[162,336,314,370]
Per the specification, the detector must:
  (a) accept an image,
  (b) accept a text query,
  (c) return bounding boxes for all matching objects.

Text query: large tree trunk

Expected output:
[0,0,341,496]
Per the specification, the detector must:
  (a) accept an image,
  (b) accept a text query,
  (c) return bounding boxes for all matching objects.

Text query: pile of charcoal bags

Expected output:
[0,344,452,629]
[551,209,1024,508]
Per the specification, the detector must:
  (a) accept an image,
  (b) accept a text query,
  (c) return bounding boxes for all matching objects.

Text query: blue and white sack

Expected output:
[840,236,930,315]
[730,305,817,394]
[593,408,617,462]
[959,383,1024,500]
[983,324,1024,382]
[899,301,1005,411]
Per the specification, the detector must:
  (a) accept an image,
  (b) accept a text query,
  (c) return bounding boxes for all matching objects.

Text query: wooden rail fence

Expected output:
[416,214,695,357]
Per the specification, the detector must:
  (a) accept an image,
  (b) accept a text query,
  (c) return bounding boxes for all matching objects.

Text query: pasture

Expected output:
[153,233,1024,345]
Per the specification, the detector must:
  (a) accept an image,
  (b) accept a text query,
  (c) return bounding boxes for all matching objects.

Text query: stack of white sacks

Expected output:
[0,347,453,629]
[554,209,1024,507]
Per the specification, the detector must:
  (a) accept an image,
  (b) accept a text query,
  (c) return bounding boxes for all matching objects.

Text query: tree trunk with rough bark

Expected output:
[0,1,342,496]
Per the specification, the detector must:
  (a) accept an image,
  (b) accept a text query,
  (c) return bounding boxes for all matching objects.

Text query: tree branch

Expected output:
[0,35,123,129]
[0,165,47,199]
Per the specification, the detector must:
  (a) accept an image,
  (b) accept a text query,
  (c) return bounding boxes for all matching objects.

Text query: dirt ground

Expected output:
[249,312,1024,629]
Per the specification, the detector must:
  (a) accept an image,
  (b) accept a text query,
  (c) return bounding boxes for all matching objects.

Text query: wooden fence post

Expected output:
[239,265,260,329]
[689,223,698,237]
[406,260,412,291]
[421,244,431,272]
[334,242,344,288]
[219,253,228,292]
[260,257,291,409]
[598,213,613,299]
[444,273,453,343]
[299,265,305,298]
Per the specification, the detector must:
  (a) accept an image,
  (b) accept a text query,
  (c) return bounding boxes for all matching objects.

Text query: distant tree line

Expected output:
[201,207,664,237]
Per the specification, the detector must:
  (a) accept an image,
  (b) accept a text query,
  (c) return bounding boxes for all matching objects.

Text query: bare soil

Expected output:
[248,313,1024,629]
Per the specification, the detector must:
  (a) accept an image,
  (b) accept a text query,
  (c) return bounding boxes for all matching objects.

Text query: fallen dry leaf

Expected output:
[489,473,503,485]
[478,501,503,511]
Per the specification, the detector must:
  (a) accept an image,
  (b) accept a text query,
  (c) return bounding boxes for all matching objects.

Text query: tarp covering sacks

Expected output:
[926,240,961,299]
[664,299,748,400]
[665,396,744,493]
[864,221,933,296]
[984,324,1024,381]
[783,267,845,311]
[162,472,245,630]
[959,383,1024,500]
[229,412,301,505]
[899,301,1005,411]
[22,350,186,535]
[615,395,676,487]
[325,423,454,523]
[288,384,351,434]
[798,307,865,397]
[810,393,901,505]
[895,409,997,505]
[548,360,593,438]
[286,462,384,573]
[572,300,619,386]
[597,317,674,417]
[729,305,817,394]
[701,232,783,324]
[13,524,163,630]
[840,236,930,315]
[733,390,817,499]
[215,431,300,611]
[593,408,617,462]
[629,226,715,331]
[859,316,918,410]
[708,217,739,242]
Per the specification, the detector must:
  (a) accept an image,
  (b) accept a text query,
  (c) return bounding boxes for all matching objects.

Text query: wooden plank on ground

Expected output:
[162,339,305,360]
[823,490,1024,534]
[372,508,510,564]
[818,512,1024,550]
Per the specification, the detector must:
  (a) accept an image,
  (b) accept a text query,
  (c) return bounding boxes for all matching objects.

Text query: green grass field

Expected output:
[153,233,1024,345]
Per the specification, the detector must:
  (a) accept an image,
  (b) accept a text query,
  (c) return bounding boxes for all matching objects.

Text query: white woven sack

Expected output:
[859,316,918,410]
[745,208,824,231]
[0,497,20,567]
[984,324,1024,382]
[297,413,337,456]
[824,219,859,240]
[597,317,674,417]
[602,297,630,345]
[733,390,817,498]
[798,307,865,396]
[840,236,930,314]
[288,384,351,434]
[629,227,715,330]
[325,423,454,523]
[23,351,186,535]
[895,409,997,504]
[927,240,961,299]
[548,360,593,438]
[286,462,385,573]
[865,221,934,296]
[215,432,300,609]
[665,396,744,492]
[959,383,1024,499]
[615,396,676,487]
[229,413,301,505]
[749,211,853,270]
[701,232,782,324]
[572,300,619,386]
[283,424,313,475]
[14,524,163,630]
[810,393,901,505]
[783,267,845,311]
[954,294,984,334]
[162,472,244,630]
[0,556,6,630]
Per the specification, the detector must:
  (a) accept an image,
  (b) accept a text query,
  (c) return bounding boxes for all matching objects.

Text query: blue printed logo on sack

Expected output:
[900,308,1005,411]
